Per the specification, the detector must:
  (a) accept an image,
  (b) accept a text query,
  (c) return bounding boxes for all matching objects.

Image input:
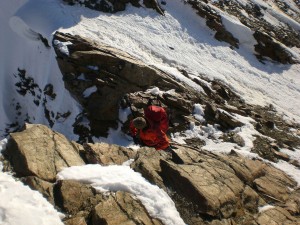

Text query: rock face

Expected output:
[3,124,300,224]
[82,142,137,165]
[63,0,164,15]
[53,32,199,140]
[4,123,85,181]
[132,146,299,224]
[91,191,163,225]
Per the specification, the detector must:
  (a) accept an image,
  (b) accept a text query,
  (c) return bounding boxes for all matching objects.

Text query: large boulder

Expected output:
[54,180,163,225]
[131,146,299,224]
[4,123,85,181]
[82,142,137,165]
[91,191,163,225]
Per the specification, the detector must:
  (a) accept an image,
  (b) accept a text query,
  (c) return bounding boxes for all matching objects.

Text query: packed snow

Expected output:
[57,164,185,225]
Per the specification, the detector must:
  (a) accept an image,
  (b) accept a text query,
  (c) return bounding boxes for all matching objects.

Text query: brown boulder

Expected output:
[82,142,137,165]
[54,180,104,216]
[91,191,163,225]
[5,124,85,181]
[256,206,300,224]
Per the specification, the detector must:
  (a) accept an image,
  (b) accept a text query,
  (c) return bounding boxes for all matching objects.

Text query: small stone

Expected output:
[272,149,289,161]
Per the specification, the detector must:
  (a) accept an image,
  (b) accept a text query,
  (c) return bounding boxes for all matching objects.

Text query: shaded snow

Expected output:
[83,85,97,98]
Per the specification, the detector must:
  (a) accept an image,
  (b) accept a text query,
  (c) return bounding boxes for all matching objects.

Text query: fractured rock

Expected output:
[132,145,298,223]
[82,142,137,165]
[54,180,104,216]
[4,123,85,181]
[91,191,163,225]
[256,206,300,225]
[53,32,194,137]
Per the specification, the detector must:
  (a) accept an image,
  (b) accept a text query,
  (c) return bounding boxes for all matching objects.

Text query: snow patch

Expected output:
[53,40,72,56]
[193,104,205,122]
[83,85,97,98]
[258,204,275,213]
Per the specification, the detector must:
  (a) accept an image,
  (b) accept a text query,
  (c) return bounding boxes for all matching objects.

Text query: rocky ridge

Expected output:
[2,123,300,225]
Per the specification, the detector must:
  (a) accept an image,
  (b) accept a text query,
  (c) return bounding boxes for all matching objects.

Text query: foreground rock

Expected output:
[4,123,85,181]
[132,146,300,224]
[55,180,162,225]
[3,124,162,224]
[3,124,300,224]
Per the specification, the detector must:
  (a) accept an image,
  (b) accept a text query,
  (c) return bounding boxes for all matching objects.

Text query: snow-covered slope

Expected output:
[0,0,80,139]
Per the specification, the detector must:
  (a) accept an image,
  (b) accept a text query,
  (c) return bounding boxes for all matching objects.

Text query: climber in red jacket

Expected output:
[130,105,170,150]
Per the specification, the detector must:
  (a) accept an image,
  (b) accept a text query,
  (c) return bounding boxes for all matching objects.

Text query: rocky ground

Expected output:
[1,123,300,225]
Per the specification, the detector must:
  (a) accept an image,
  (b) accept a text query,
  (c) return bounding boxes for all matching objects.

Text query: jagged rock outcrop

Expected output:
[63,0,164,15]
[186,0,239,48]
[53,32,198,139]
[4,123,85,181]
[3,124,164,224]
[82,142,137,165]
[2,124,300,224]
[254,30,297,64]
[131,146,300,224]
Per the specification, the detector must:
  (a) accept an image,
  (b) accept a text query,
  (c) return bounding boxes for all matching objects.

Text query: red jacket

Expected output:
[130,105,169,150]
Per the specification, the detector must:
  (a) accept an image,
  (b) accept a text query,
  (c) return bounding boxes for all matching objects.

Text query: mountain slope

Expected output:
[1,0,300,224]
